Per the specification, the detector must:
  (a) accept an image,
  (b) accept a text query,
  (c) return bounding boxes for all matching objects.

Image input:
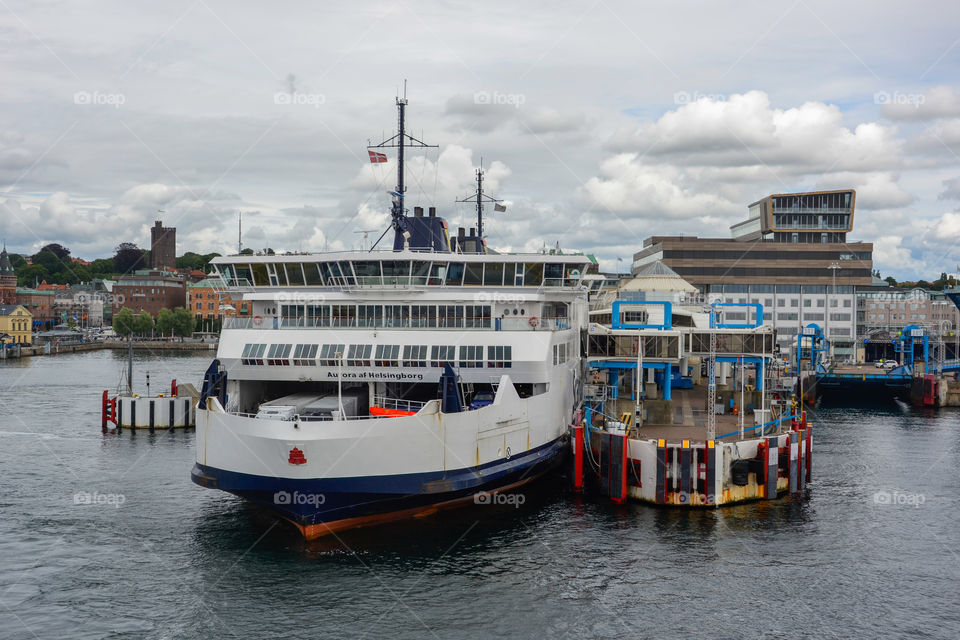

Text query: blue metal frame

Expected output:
[588,360,674,401]
[611,300,672,330]
[796,323,826,372]
[710,302,763,329]
[896,324,928,371]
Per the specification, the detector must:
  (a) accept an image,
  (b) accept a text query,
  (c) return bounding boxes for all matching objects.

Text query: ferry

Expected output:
[191,93,592,539]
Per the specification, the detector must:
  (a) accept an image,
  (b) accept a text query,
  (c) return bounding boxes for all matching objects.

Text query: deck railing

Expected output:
[224,316,570,331]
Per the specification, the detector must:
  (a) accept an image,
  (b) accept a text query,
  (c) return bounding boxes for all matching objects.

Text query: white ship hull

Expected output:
[192,364,578,538]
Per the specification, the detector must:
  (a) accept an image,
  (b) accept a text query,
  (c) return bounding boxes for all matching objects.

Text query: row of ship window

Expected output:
[218,260,583,288]
[277,304,495,328]
[240,343,513,368]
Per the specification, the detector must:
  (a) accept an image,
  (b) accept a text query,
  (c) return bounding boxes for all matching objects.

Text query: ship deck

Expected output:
[602,386,793,444]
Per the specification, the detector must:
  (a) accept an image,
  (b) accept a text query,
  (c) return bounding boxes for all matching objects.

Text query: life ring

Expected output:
[252,315,264,327]
[528,316,539,328]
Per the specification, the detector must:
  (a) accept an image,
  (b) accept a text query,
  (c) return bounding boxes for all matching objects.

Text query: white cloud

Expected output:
[607,91,902,173]
[881,85,960,121]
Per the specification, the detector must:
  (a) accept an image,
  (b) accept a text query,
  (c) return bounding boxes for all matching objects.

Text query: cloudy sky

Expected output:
[2,1,960,278]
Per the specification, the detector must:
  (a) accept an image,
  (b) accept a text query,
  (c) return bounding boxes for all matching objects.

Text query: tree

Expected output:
[9,254,27,269]
[239,248,254,256]
[114,242,147,274]
[113,307,135,337]
[176,251,221,272]
[88,258,115,278]
[155,308,175,337]
[135,311,154,337]
[884,276,897,287]
[172,307,195,340]
[32,250,62,273]
[16,264,49,287]
[33,243,70,260]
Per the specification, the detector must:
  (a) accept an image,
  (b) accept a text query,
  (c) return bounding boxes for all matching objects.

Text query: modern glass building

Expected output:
[633,190,872,359]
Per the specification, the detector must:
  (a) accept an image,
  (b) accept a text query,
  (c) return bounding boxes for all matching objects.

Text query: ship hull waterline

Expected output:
[191,436,567,539]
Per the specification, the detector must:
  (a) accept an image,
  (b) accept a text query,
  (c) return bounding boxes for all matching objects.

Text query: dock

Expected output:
[575,301,810,507]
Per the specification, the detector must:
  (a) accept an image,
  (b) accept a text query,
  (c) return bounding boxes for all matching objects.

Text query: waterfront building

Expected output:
[0,247,16,305]
[187,277,251,332]
[633,189,872,360]
[15,288,56,329]
[36,280,67,292]
[53,291,104,328]
[112,270,186,316]
[150,220,176,271]
[856,284,960,361]
[0,304,33,345]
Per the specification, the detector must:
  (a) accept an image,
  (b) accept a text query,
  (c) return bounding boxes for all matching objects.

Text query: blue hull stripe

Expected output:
[192,436,567,525]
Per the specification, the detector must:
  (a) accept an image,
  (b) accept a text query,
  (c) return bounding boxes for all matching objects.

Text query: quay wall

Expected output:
[4,341,217,359]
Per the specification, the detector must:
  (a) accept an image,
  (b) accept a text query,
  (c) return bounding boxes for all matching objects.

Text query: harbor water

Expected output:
[1,350,958,639]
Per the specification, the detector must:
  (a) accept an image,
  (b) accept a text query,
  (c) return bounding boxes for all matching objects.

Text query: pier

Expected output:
[575,301,809,507]
[0,339,217,360]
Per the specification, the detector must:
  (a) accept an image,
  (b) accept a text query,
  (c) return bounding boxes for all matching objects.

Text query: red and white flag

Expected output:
[368,150,388,164]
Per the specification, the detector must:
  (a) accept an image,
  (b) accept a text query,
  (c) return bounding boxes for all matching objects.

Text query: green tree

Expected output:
[135,311,154,337]
[113,307,135,337]
[239,248,254,256]
[88,258,115,278]
[16,264,49,287]
[884,276,897,287]
[172,307,195,340]
[176,252,221,272]
[32,250,62,274]
[114,242,146,274]
[155,308,175,337]
[9,254,27,269]
[33,243,70,260]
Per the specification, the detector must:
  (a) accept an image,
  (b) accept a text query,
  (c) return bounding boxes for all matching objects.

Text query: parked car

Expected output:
[874,359,885,368]
[883,360,899,370]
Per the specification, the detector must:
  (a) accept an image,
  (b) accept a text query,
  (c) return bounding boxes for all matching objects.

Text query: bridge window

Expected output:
[304,263,324,286]
[250,263,268,287]
[446,263,465,286]
[381,261,410,286]
[464,263,483,285]
[428,262,447,285]
[523,263,543,286]
[353,261,382,286]
[411,261,430,285]
[544,263,564,287]
[484,263,504,286]
[285,264,305,286]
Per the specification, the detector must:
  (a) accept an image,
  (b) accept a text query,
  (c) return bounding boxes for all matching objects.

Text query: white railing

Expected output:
[371,396,427,412]
[223,316,571,331]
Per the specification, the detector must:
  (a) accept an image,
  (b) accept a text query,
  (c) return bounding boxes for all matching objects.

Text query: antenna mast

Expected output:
[456,159,504,240]
[367,81,437,240]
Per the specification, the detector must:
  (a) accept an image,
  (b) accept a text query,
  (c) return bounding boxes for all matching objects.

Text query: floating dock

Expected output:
[101,381,198,431]
[575,301,810,506]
